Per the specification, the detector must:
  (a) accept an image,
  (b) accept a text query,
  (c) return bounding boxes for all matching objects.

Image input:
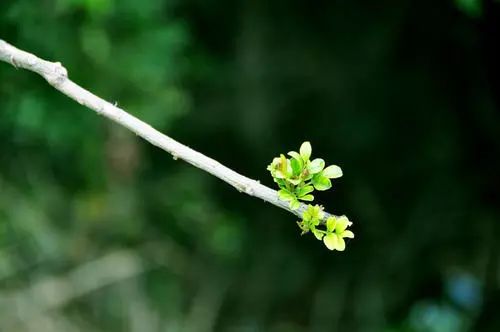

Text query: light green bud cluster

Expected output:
[268,142,354,251]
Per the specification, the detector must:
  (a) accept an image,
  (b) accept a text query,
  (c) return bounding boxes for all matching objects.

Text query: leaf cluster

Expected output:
[267,142,342,210]
[297,205,354,251]
[268,142,353,251]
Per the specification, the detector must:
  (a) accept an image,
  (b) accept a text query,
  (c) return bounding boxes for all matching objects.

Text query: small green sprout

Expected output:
[267,142,342,210]
[297,204,324,236]
[268,141,353,251]
[323,215,354,251]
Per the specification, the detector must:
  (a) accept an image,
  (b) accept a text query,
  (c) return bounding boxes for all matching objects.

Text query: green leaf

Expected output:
[288,178,301,185]
[312,174,331,191]
[297,185,314,197]
[304,204,324,223]
[334,215,351,233]
[312,229,324,240]
[322,165,342,179]
[300,194,314,201]
[336,236,346,251]
[290,199,301,210]
[303,171,314,181]
[285,160,293,178]
[278,189,295,201]
[302,206,313,221]
[324,233,342,251]
[326,216,336,232]
[290,158,302,176]
[342,230,355,238]
[300,141,311,160]
[288,151,301,160]
[276,179,286,188]
[308,158,325,174]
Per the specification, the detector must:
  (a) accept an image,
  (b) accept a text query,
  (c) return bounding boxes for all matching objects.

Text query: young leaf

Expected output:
[297,185,314,197]
[276,179,286,188]
[288,151,302,160]
[326,216,337,233]
[312,229,324,240]
[300,141,312,160]
[278,189,295,201]
[303,171,314,181]
[286,160,293,178]
[324,233,342,251]
[290,158,302,176]
[312,174,332,191]
[322,165,342,179]
[290,199,301,210]
[299,194,314,201]
[302,206,313,221]
[308,158,325,174]
[304,204,324,223]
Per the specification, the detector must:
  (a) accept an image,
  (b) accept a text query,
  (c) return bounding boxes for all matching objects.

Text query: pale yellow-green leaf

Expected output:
[323,233,339,250]
[322,165,343,179]
[335,215,350,233]
[326,216,337,233]
[342,230,355,239]
[300,141,312,160]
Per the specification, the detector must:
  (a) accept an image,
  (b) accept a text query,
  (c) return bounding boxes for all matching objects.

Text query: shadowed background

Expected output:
[1,0,499,331]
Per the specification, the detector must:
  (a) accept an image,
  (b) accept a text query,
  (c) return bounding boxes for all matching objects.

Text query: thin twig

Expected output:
[0,39,334,222]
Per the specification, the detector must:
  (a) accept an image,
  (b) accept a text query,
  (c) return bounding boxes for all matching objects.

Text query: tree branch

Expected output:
[0,39,333,222]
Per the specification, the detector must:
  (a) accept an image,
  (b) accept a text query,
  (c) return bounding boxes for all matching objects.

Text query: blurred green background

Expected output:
[1,0,500,331]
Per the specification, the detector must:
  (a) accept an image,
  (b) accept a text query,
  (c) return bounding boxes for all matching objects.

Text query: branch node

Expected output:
[96,104,105,114]
[244,185,254,196]
[45,61,68,87]
[9,55,18,69]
